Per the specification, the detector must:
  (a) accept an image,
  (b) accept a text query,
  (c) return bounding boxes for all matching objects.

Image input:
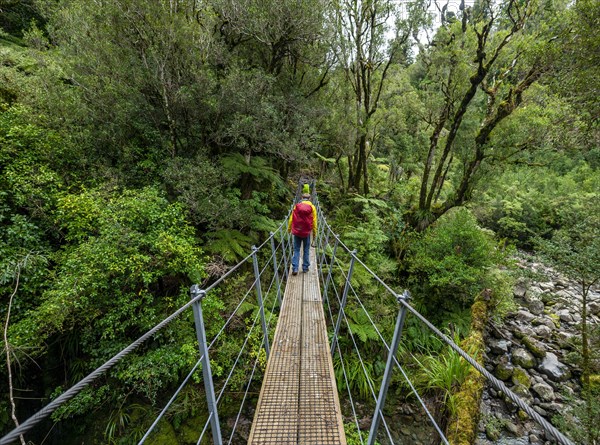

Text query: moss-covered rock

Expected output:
[146,419,178,445]
[446,299,487,445]
[548,313,561,328]
[495,361,514,381]
[522,335,547,358]
[512,348,536,369]
[511,367,531,389]
[486,422,501,441]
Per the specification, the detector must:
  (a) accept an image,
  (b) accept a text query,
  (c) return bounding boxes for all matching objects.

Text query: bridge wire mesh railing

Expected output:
[0,209,293,445]
[313,198,575,445]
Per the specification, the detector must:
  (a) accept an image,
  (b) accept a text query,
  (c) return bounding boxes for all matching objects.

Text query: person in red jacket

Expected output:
[288,193,317,275]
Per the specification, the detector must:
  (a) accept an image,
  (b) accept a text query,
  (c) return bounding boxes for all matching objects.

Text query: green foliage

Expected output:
[8,187,206,419]
[406,208,508,321]
[553,385,600,445]
[473,163,600,248]
[344,422,379,445]
[413,333,475,418]
[204,229,255,262]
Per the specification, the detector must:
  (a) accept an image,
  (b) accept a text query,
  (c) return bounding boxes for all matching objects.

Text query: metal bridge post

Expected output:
[269,233,282,307]
[278,226,290,283]
[367,290,411,445]
[331,250,357,357]
[252,246,271,358]
[190,285,223,445]
[322,236,339,302]
[318,231,329,276]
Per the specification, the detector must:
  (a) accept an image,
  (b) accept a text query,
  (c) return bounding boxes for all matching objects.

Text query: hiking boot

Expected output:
[292,271,298,276]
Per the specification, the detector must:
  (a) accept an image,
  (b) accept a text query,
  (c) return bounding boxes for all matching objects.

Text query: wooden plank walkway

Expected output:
[248,247,347,445]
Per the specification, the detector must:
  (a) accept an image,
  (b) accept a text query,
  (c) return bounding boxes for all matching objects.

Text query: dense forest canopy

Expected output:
[1,0,598,443]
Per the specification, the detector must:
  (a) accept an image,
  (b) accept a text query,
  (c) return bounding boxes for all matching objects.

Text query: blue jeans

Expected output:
[292,235,310,272]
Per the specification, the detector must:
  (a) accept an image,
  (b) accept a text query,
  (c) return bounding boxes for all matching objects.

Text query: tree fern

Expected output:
[204,229,254,262]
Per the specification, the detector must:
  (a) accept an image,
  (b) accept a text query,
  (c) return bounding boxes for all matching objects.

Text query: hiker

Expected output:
[288,192,317,275]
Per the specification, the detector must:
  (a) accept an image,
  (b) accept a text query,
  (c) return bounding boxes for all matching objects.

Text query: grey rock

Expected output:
[529,434,541,444]
[528,299,545,315]
[533,317,555,329]
[513,348,537,369]
[538,352,571,381]
[514,279,528,299]
[514,325,536,338]
[504,421,520,435]
[589,301,600,316]
[490,339,511,354]
[532,382,555,402]
[555,279,568,288]
[556,309,573,323]
[533,405,548,417]
[533,324,552,339]
[516,310,536,323]
[539,282,554,291]
[539,402,563,412]
[556,290,574,301]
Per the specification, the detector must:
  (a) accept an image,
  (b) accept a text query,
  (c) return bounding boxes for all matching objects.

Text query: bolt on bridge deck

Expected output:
[248,247,347,445]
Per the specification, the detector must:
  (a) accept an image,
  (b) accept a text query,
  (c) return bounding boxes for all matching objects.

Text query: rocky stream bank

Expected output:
[475,256,600,445]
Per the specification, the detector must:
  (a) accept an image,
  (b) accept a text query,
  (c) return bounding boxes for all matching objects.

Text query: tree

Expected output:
[406,0,564,231]
[331,0,425,194]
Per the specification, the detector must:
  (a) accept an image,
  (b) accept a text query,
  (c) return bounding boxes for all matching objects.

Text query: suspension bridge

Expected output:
[1,187,576,445]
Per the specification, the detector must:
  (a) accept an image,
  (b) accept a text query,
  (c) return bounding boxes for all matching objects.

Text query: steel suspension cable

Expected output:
[227,355,261,445]
[326,268,369,445]
[338,301,395,445]
[329,261,395,444]
[344,270,449,442]
[216,304,262,405]
[335,340,365,445]
[138,353,205,444]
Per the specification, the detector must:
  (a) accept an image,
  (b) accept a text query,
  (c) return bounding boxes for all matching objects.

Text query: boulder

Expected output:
[539,402,564,412]
[556,309,573,323]
[528,299,545,315]
[516,309,535,323]
[495,360,514,381]
[512,367,531,389]
[533,316,555,329]
[521,336,547,358]
[538,352,571,382]
[533,324,552,340]
[513,348,536,369]
[489,339,511,354]
[532,382,555,402]
[514,279,528,299]
[539,282,554,291]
